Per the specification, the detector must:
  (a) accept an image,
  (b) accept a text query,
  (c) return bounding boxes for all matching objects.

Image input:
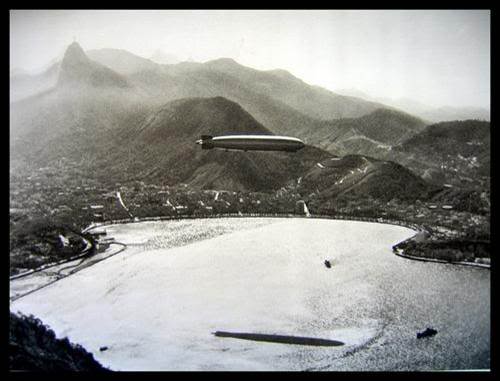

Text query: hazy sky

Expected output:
[10,10,490,109]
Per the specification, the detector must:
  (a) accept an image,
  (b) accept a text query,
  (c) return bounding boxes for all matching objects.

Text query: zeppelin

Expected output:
[196,134,305,152]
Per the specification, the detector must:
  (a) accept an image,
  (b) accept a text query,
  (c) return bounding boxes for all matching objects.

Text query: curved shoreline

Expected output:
[11,216,489,371]
[9,242,127,302]
[393,249,491,268]
[83,213,489,269]
[11,212,488,283]
[9,235,95,281]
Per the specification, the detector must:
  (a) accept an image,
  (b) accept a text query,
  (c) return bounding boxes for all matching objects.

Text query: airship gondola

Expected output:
[196,134,305,152]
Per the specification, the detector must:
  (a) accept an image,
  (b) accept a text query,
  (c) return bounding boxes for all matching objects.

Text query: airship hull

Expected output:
[196,135,305,152]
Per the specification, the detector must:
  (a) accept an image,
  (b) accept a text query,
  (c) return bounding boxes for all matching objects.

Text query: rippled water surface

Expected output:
[11,218,490,371]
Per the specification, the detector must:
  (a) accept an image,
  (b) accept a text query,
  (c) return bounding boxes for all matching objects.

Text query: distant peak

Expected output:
[67,41,86,55]
[362,108,425,126]
[206,57,240,66]
[62,42,89,65]
[58,42,129,89]
[267,68,298,81]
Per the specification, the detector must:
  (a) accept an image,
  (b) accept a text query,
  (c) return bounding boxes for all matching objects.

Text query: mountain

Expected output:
[335,88,490,123]
[85,50,401,123]
[10,52,332,192]
[103,96,332,191]
[391,120,490,187]
[87,48,159,75]
[11,45,426,162]
[12,42,434,199]
[155,59,423,157]
[297,155,438,203]
[302,108,427,159]
[10,45,150,164]
[87,51,428,158]
[19,49,378,142]
[11,42,471,200]
[10,42,143,102]
[418,106,490,123]
[203,58,387,121]
[58,42,130,89]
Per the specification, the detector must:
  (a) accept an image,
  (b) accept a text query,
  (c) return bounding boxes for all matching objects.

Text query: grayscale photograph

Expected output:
[9,9,490,371]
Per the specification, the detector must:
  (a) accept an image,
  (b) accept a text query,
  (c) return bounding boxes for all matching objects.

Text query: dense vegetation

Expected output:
[390,119,490,187]
[395,239,490,263]
[10,312,110,371]
[9,219,91,274]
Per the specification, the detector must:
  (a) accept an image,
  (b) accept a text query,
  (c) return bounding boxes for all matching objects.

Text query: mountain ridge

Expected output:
[390,119,490,186]
[335,88,490,123]
[11,42,488,202]
[58,42,130,89]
